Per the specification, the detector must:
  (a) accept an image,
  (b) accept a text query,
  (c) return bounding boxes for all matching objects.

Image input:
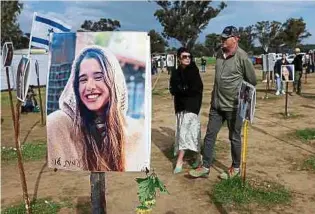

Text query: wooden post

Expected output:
[241,120,249,186]
[264,71,269,99]
[285,82,289,117]
[15,101,32,214]
[90,172,106,214]
[304,72,307,84]
[35,61,44,125]
[5,67,16,129]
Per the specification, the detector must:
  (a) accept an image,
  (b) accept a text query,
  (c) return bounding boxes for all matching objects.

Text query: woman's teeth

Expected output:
[87,94,99,99]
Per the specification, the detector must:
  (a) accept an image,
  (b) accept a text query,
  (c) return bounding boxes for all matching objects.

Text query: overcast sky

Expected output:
[18,0,315,47]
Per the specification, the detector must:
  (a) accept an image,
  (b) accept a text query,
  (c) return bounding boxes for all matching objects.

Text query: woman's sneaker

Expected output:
[219,167,240,180]
[189,166,210,178]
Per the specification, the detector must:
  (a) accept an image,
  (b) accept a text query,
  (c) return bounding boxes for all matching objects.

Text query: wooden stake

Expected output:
[5,67,16,129]
[285,82,289,117]
[241,120,249,186]
[15,101,32,214]
[90,172,106,214]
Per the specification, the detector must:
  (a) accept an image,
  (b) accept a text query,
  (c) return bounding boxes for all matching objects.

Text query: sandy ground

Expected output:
[1,65,315,213]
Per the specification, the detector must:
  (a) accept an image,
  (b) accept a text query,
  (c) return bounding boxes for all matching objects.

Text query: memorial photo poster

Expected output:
[166,54,175,67]
[2,42,14,67]
[46,31,151,172]
[238,81,256,123]
[281,65,295,82]
[16,57,31,102]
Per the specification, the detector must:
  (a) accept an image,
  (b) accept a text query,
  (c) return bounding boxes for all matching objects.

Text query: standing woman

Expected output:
[169,47,203,174]
[274,53,289,95]
[47,45,145,172]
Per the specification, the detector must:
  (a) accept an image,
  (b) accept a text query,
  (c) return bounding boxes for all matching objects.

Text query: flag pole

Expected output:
[27,12,37,59]
[35,60,44,125]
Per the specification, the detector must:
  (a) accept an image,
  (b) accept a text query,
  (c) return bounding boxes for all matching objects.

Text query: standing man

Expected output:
[309,50,314,73]
[292,48,303,95]
[189,26,257,179]
[201,57,207,73]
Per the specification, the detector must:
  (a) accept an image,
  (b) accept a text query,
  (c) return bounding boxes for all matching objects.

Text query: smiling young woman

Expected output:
[47,45,146,172]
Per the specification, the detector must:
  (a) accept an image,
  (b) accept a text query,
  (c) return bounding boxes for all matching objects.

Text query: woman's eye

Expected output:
[79,78,87,83]
[95,74,104,81]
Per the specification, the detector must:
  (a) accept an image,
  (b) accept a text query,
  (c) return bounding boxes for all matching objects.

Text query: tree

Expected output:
[148,30,168,53]
[238,25,255,53]
[191,43,210,57]
[205,33,221,57]
[80,18,121,31]
[281,17,311,48]
[1,1,25,48]
[154,1,226,50]
[254,21,282,53]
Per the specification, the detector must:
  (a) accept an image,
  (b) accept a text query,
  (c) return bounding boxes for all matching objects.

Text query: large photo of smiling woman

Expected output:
[46,32,150,172]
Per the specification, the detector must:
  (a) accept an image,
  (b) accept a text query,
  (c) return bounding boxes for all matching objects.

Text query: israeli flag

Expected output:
[29,12,71,50]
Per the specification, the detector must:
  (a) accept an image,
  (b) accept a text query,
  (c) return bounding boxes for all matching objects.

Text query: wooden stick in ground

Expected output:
[241,120,249,186]
[35,61,44,125]
[91,172,106,214]
[14,101,32,214]
[5,67,16,130]
[264,71,269,99]
[285,82,289,117]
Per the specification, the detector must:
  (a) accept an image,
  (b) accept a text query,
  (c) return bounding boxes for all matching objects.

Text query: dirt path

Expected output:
[1,66,315,213]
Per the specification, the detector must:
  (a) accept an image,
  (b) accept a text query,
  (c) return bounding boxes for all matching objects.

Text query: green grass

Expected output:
[1,142,47,162]
[212,177,291,207]
[1,198,61,214]
[302,155,315,171]
[295,128,315,141]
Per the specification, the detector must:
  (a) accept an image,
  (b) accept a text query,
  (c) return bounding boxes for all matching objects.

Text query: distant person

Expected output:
[189,26,257,179]
[169,47,203,174]
[201,57,207,73]
[310,50,315,73]
[292,48,303,95]
[21,86,38,113]
[274,53,288,95]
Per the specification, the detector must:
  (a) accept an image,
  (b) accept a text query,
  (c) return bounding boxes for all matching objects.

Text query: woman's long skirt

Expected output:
[174,111,201,156]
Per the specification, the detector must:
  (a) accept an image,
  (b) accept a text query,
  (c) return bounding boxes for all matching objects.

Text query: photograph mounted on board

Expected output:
[166,54,175,67]
[238,81,256,123]
[281,65,295,82]
[2,42,14,67]
[16,57,31,102]
[46,31,151,172]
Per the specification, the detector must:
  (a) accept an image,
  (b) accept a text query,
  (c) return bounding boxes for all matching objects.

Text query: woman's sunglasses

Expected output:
[181,55,191,59]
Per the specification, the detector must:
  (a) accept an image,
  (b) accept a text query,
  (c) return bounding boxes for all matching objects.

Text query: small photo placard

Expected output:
[281,65,295,82]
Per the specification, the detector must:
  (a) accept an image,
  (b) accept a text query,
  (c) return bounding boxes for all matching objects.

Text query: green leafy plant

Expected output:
[135,169,169,213]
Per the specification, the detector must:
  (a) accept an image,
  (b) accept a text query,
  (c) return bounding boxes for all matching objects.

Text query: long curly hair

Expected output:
[73,48,126,171]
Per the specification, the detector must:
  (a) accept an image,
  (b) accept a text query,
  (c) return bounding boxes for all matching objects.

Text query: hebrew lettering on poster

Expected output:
[46,31,151,172]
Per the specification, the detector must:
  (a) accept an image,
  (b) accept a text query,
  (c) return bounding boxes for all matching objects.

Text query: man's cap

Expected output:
[295,48,301,53]
[221,26,239,38]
